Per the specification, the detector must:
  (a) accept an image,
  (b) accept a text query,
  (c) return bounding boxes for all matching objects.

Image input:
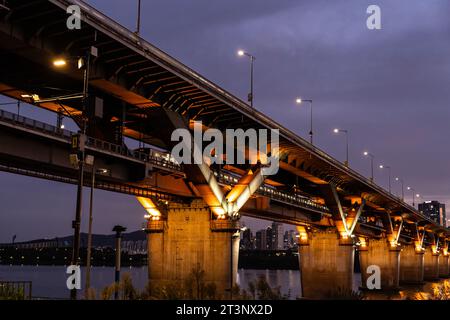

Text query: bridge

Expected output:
[0,0,449,299]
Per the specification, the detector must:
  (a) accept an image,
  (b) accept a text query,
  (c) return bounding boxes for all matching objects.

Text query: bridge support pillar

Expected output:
[146,200,240,298]
[359,239,400,290]
[423,249,440,281]
[439,255,449,278]
[298,230,354,299]
[399,245,424,284]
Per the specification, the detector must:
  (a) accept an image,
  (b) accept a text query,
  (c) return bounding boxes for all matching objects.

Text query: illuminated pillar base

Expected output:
[439,255,449,278]
[147,200,240,298]
[298,231,354,299]
[359,239,400,290]
[423,249,440,281]
[399,245,424,284]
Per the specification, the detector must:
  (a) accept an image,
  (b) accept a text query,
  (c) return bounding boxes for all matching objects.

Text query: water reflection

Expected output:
[0,265,448,300]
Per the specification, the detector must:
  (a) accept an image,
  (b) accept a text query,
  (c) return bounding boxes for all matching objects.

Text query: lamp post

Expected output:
[136,0,141,35]
[53,49,94,300]
[296,98,314,144]
[395,177,404,201]
[85,164,109,298]
[237,50,255,108]
[363,151,375,182]
[379,164,392,193]
[333,128,349,167]
[415,193,423,203]
[407,186,417,207]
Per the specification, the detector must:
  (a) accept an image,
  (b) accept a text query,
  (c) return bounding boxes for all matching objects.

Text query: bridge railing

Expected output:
[0,108,182,172]
[0,109,72,139]
[215,171,330,214]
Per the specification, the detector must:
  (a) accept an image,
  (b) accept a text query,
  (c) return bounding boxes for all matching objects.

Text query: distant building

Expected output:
[271,222,284,250]
[255,229,267,250]
[266,226,273,249]
[121,239,147,254]
[240,228,254,250]
[254,223,286,250]
[418,201,446,227]
[284,230,298,249]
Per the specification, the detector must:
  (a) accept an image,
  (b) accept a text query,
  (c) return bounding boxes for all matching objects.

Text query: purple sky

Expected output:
[1,0,450,242]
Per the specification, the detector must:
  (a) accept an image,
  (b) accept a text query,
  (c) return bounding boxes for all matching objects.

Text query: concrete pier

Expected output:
[147,201,240,297]
[359,239,400,290]
[399,245,424,284]
[438,255,449,278]
[298,231,354,299]
[423,248,440,281]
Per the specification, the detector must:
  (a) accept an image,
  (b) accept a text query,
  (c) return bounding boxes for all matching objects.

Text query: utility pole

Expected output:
[113,225,126,300]
[70,50,91,300]
[85,163,95,298]
[136,0,141,35]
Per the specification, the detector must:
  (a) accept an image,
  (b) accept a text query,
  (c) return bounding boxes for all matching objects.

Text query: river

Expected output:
[0,265,449,300]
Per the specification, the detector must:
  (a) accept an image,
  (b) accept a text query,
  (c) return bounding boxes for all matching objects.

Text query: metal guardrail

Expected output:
[215,172,330,214]
[0,109,182,172]
[0,109,72,139]
[0,281,32,300]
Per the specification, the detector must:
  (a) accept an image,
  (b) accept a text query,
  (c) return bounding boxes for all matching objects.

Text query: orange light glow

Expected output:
[431,245,438,255]
[137,197,161,218]
[358,237,367,248]
[296,226,309,245]
[53,59,67,67]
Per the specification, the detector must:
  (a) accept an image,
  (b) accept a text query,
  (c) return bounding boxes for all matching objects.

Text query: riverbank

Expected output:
[0,248,300,270]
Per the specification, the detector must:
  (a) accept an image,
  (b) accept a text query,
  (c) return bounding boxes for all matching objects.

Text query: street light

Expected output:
[395,177,404,201]
[85,162,109,298]
[333,128,349,167]
[54,48,96,300]
[237,49,256,108]
[407,186,417,207]
[135,0,142,35]
[296,98,314,144]
[53,59,67,67]
[363,151,375,182]
[379,164,392,193]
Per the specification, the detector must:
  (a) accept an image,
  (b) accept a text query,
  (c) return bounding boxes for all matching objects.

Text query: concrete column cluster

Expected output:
[297,230,449,299]
[144,201,449,299]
